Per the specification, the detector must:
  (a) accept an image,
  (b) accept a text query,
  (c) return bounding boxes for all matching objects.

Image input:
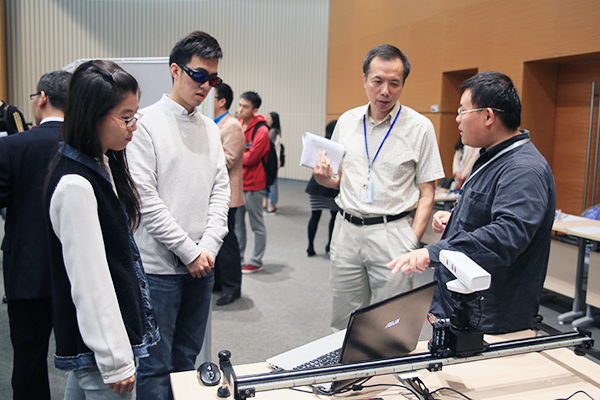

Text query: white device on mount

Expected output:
[439,250,491,294]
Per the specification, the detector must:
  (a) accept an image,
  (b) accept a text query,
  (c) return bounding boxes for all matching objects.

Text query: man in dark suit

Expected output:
[0,70,70,400]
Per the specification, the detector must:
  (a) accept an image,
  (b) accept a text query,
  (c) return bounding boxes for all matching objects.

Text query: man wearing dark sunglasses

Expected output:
[127,31,230,399]
[176,63,223,89]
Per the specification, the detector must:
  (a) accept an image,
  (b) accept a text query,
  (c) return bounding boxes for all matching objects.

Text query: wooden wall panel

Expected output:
[329,0,600,191]
[327,36,380,116]
[492,0,558,63]
[440,4,493,75]
[403,14,444,113]
[552,63,600,215]
[557,1,600,56]
[328,0,600,129]
[438,114,459,177]
[521,63,559,165]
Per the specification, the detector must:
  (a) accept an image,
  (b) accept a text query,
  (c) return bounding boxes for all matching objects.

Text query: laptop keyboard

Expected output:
[293,348,341,370]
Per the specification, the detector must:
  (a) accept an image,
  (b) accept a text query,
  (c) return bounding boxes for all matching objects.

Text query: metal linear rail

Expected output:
[218,330,594,399]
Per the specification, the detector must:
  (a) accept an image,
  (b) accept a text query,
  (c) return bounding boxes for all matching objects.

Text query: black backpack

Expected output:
[279,143,285,168]
[0,101,29,135]
[251,121,278,187]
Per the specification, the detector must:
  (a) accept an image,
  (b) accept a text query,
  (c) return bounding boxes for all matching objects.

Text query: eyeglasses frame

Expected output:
[457,107,505,116]
[107,112,142,129]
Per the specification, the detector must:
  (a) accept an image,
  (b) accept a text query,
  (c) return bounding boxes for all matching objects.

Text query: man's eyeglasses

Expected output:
[177,63,223,88]
[30,92,41,101]
[108,112,143,129]
[457,107,504,116]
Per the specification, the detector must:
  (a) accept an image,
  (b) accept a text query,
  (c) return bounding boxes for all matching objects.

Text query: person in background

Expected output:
[452,135,480,190]
[0,99,29,137]
[313,44,444,331]
[236,91,269,274]
[213,82,245,306]
[305,120,340,257]
[388,71,556,334]
[0,100,29,221]
[44,60,158,398]
[0,69,70,400]
[263,111,281,215]
[127,31,229,399]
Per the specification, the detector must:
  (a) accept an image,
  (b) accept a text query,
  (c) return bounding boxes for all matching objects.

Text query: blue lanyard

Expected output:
[214,111,228,124]
[363,105,401,180]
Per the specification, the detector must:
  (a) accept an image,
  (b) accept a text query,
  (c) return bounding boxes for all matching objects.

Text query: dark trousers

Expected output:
[7,297,53,400]
[214,207,242,296]
[307,210,337,253]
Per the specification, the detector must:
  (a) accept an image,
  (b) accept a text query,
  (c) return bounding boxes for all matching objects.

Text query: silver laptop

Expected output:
[267,281,437,388]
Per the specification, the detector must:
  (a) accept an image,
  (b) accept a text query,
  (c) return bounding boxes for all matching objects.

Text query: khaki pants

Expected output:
[329,212,417,331]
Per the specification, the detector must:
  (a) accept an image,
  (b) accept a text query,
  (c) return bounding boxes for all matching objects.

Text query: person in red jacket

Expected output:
[235,91,270,273]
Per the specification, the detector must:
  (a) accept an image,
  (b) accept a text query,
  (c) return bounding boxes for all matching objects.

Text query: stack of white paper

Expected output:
[299,132,345,174]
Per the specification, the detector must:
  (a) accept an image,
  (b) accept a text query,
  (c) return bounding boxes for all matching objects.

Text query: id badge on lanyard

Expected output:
[361,107,401,204]
[361,181,374,203]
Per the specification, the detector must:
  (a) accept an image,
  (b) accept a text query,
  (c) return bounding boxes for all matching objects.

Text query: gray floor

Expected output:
[1,179,598,398]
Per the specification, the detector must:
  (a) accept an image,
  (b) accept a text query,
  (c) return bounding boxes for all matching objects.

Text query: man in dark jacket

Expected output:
[0,70,70,399]
[388,71,556,334]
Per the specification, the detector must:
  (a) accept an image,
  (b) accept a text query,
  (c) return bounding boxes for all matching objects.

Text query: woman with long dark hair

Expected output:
[263,111,281,214]
[45,60,158,398]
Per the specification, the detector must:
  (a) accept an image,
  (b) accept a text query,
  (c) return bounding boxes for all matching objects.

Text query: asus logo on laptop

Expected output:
[385,318,400,329]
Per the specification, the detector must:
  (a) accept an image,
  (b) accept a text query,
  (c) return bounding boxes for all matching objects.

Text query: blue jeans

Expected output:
[136,272,214,400]
[264,177,278,206]
[64,367,133,400]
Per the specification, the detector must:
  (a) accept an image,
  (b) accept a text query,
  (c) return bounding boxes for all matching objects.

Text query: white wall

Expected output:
[5,0,330,180]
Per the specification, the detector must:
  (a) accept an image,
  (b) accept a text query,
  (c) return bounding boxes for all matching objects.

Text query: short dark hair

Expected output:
[169,31,223,67]
[363,44,410,83]
[240,91,261,110]
[37,70,71,111]
[461,71,521,130]
[216,83,234,110]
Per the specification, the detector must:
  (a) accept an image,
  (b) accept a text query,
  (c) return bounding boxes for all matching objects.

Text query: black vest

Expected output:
[46,155,145,366]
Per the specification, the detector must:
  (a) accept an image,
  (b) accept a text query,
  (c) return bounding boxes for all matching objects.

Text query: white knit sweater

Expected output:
[127,94,230,275]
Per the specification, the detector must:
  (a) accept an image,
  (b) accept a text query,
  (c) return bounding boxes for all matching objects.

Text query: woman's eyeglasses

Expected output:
[108,112,143,129]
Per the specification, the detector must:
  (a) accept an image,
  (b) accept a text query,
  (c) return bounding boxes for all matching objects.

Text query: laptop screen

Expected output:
[265,280,438,393]
[340,280,438,364]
